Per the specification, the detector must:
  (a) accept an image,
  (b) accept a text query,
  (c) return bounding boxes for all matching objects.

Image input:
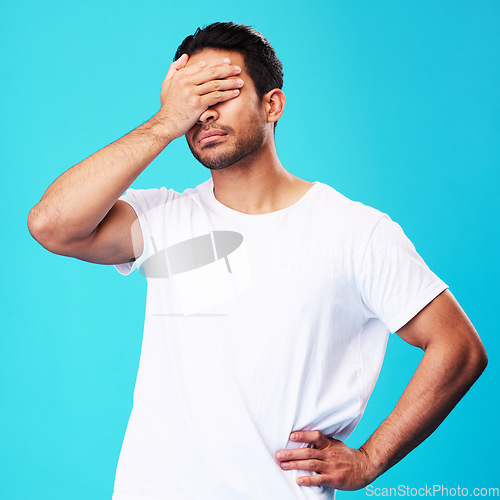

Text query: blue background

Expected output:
[1,1,498,498]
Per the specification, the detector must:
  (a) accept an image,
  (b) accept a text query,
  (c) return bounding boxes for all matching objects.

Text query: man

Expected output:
[28,22,487,500]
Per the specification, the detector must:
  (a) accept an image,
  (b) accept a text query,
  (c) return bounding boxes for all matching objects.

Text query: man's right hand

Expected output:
[27,54,244,265]
[157,54,244,140]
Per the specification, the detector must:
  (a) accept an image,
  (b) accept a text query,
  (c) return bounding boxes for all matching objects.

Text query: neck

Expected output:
[210,143,313,215]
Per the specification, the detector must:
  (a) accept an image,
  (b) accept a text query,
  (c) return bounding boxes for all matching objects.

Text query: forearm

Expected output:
[29,113,171,244]
[361,336,487,481]
[277,296,487,491]
[29,55,242,250]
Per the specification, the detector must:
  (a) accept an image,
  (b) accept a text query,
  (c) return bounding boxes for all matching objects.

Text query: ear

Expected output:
[263,89,285,124]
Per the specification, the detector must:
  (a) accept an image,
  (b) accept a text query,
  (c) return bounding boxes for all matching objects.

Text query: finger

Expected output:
[276,446,323,462]
[290,431,331,450]
[189,64,242,85]
[297,474,326,487]
[179,57,231,77]
[197,77,244,96]
[173,53,189,70]
[165,53,189,80]
[199,88,241,108]
[280,459,325,472]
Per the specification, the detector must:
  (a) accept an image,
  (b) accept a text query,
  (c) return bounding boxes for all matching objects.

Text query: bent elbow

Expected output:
[27,205,50,245]
[27,204,67,254]
[471,340,488,378]
[460,334,488,386]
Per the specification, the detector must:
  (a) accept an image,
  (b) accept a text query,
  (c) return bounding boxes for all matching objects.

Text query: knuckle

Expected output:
[314,459,325,470]
[212,80,220,90]
[212,91,222,100]
[315,477,326,487]
[178,75,189,87]
[331,470,346,485]
[188,95,200,108]
[307,459,317,469]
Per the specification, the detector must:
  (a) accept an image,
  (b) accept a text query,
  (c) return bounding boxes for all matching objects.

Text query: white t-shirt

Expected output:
[112,178,447,500]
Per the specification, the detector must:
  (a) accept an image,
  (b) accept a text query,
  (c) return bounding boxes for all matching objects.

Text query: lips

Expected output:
[196,128,228,145]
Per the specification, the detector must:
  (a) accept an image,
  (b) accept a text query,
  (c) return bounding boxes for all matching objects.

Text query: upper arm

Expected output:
[396,290,487,369]
[52,200,144,265]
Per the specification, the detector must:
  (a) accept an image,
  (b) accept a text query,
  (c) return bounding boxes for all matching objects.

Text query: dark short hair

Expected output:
[175,22,283,101]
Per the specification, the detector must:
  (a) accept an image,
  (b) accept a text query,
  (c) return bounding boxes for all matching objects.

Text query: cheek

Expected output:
[226,102,264,131]
[185,123,199,142]
[215,97,240,116]
[185,130,198,152]
[220,89,260,114]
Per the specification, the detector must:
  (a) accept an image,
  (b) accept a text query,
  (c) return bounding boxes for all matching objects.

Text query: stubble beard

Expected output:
[187,122,267,171]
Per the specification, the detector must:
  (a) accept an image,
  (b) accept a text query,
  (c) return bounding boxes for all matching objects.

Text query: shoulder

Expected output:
[120,179,211,214]
[312,181,386,235]
[119,186,175,212]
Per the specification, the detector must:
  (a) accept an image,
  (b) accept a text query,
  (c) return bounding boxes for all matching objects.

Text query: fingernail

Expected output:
[223,58,231,64]
[291,433,298,440]
[234,65,241,71]
[236,79,243,85]
[276,452,283,459]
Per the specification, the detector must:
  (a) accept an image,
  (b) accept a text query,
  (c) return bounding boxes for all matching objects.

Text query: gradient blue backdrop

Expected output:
[1,1,498,498]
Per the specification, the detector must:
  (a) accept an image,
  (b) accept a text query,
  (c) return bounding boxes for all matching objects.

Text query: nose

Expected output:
[197,106,219,124]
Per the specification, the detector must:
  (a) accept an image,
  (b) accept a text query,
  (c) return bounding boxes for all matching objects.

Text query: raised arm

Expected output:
[28,54,244,265]
[275,289,487,489]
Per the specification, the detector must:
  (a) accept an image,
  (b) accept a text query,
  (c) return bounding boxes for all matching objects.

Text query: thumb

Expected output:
[165,53,189,80]
[173,53,189,69]
[327,436,344,447]
[312,432,343,450]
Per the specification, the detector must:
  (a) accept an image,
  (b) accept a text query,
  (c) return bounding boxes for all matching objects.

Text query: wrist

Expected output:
[358,445,387,484]
[146,112,177,145]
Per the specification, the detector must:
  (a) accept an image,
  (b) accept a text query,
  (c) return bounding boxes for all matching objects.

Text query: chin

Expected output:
[187,128,265,171]
[198,154,240,171]
[189,144,240,171]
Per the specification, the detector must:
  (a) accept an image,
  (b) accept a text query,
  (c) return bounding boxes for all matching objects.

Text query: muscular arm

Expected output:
[276,290,487,489]
[28,54,243,264]
[361,289,487,478]
[28,118,171,263]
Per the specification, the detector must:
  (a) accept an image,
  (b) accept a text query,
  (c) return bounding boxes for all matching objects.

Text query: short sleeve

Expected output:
[358,215,448,333]
[114,187,172,276]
